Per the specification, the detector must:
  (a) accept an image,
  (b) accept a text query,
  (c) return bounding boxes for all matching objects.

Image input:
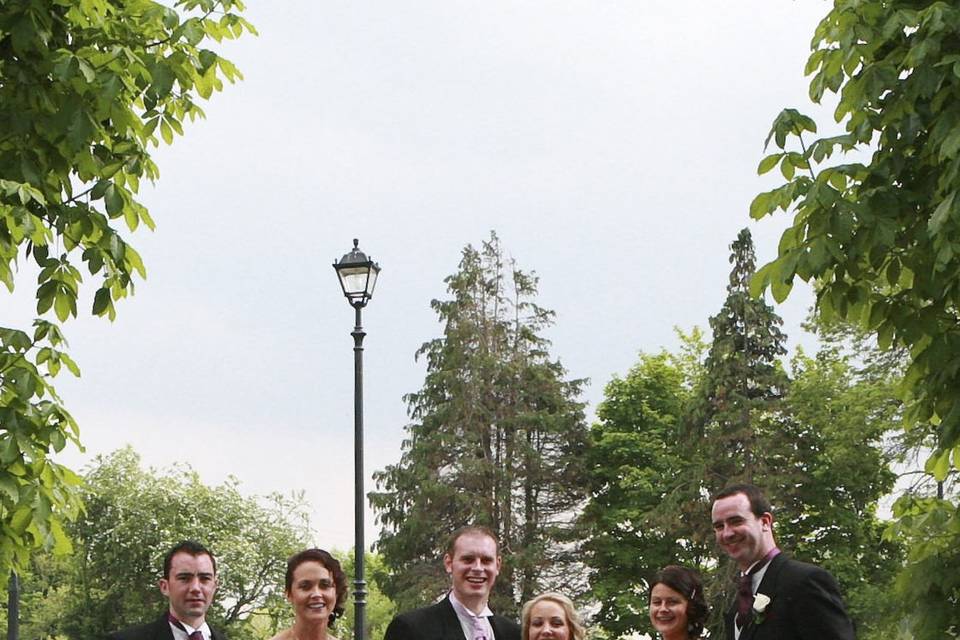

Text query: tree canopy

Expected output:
[581,342,704,638]
[0,0,254,576]
[5,446,309,640]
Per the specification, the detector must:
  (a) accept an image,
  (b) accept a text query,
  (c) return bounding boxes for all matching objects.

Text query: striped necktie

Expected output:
[469,614,490,640]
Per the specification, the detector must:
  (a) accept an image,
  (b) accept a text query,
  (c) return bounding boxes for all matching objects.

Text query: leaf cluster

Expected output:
[0,0,254,579]
[0,321,82,571]
[750,0,960,470]
[1,0,254,320]
[580,346,706,638]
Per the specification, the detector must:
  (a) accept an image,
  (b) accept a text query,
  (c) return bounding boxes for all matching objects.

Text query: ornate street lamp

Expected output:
[332,239,380,640]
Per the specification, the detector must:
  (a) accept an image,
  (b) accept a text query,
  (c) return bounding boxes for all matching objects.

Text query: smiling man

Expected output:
[107,540,226,640]
[384,525,521,640]
[711,484,855,640]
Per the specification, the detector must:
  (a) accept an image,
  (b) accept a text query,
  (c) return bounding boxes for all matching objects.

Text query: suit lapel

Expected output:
[489,616,510,640]
[739,613,759,640]
[439,596,469,640]
[155,615,175,640]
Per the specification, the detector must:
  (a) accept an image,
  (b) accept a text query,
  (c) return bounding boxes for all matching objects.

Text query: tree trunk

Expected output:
[6,571,19,640]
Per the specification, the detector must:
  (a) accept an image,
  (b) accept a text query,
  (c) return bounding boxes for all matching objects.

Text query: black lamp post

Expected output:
[333,239,380,640]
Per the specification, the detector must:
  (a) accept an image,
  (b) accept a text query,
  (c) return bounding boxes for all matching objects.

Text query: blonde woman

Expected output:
[521,593,586,640]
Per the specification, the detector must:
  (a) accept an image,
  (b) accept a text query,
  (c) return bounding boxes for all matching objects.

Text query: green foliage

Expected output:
[885,495,960,640]
[580,338,707,639]
[336,549,398,640]
[0,550,74,639]
[692,228,792,488]
[749,2,960,636]
[696,230,898,638]
[12,447,308,640]
[0,0,254,577]
[0,321,83,571]
[371,232,590,617]
[786,346,903,640]
[749,0,960,492]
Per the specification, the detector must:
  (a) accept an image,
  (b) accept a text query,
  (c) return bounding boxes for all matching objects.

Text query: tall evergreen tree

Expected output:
[370,232,588,617]
[693,227,792,488]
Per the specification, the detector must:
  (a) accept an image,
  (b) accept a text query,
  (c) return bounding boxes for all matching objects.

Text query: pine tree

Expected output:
[693,227,792,487]
[370,232,588,617]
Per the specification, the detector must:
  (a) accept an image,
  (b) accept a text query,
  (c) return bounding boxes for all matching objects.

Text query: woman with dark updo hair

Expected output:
[268,548,348,640]
[648,565,708,640]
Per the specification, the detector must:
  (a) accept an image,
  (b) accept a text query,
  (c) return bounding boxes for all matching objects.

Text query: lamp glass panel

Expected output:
[365,268,379,296]
[338,265,370,296]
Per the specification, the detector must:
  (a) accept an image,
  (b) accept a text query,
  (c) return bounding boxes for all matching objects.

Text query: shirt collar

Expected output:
[449,590,493,619]
[741,547,780,577]
[167,615,210,640]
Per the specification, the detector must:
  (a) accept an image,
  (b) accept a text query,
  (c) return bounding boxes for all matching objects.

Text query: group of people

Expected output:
[106,483,857,640]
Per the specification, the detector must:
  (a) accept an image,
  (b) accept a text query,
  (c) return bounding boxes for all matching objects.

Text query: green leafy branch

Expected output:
[0,0,255,575]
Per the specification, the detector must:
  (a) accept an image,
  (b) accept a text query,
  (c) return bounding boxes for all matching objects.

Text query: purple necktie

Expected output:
[736,548,779,628]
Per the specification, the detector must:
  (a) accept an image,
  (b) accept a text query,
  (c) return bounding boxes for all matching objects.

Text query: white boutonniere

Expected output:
[753,593,772,624]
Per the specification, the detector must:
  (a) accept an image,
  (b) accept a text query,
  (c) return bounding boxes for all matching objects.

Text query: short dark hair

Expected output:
[284,548,348,628]
[445,525,499,557]
[163,540,216,579]
[649,565,709,638]
[713,483,772,518]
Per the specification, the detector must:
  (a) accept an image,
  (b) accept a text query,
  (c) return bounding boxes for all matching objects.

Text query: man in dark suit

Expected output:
[384,525,521,640]
[107,540,226,640]
[711,484,856,640]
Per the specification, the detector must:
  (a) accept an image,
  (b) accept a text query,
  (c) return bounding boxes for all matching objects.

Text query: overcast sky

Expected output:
[6,1,838,551]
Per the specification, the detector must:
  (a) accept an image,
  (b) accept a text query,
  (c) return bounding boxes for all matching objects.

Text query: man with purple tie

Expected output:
[384,526,521,640]
[107,540,227,640]
[711,484,856,640]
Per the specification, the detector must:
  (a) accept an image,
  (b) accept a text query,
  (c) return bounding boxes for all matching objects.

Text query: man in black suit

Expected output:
[711,484,856,640]
[107,540,226,640]
[384,525,521,640]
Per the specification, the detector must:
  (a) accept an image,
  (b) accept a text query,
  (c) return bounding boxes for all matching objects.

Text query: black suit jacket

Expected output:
[384,595,521,640]
[107,614,227,640]
[724,553,855,640]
